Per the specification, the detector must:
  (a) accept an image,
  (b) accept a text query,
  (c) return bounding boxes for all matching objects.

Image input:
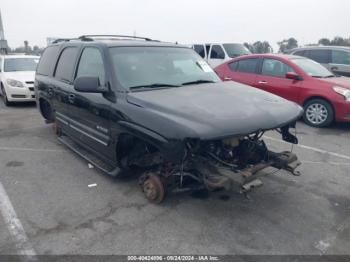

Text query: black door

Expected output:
[67,46,114,162]
[52,46,81,138]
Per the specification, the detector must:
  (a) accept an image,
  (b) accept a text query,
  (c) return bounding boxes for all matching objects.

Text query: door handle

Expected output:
[224,77,232,81]
[331,66,338,71]
[68,94,76,103]
[258,81,268,84]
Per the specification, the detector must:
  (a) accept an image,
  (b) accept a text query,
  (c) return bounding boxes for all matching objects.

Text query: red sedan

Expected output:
[214,54,350,127]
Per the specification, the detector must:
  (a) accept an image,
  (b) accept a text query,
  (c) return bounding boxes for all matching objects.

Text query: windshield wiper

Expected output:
[129,83,180,90]
[323,75,336,78]
[181,79,216,86]
[312,75,336,78]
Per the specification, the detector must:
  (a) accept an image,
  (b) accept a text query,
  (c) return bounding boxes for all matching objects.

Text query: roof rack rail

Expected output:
[78,35,154,42]
[52,38,78,44]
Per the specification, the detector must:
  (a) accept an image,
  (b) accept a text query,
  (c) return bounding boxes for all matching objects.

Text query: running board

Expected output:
[57,135,121,177]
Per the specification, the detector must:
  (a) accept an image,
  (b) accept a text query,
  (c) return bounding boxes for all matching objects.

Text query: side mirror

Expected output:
[285,72,302,80]
[74,77,108,93]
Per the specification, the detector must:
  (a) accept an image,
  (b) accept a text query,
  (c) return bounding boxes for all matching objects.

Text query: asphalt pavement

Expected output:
[0,100,349,256]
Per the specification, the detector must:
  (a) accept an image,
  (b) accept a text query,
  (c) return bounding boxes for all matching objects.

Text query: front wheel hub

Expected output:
[140,174,165,203]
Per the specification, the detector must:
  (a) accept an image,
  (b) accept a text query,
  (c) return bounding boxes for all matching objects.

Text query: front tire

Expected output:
[303,99,334,127]
[1,86,11,107]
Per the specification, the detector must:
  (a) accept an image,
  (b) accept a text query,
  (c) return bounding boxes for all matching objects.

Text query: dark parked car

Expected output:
[214,54,350,127]
[35,35,303,203]
[288,46,350,77]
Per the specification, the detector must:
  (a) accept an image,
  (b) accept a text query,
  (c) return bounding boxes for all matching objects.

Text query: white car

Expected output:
[0,55,40,106]
[191,43,251,68]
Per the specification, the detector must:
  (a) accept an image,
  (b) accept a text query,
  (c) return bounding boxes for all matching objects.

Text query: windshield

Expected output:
[109,47,220,90]
[4,57,40,72]
[223,44,251,58]
[291,58,334,78]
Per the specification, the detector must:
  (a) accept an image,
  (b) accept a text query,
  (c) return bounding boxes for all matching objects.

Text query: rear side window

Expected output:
[210,45,225,59]
[193,45,205,58]
[332,50,350,65]
[55,47,79,83]
[261,59,294,78]
[37,46,60,76]
[236,58,258,73]
[305,49,330,64]
[76,47,105,85]
[228,61,238,71]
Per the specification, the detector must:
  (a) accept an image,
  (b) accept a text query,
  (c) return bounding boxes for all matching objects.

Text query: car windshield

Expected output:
[4,57,40,72]
[109,47,220,90]
[223,44,251,58]
[291,58,334,78]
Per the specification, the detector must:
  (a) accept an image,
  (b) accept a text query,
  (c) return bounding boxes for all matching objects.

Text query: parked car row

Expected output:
[2,40,350,129]
[214,54,350,127]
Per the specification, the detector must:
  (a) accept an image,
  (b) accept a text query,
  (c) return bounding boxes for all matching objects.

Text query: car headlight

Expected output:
[333,86,350,101]
[6,79,24,88]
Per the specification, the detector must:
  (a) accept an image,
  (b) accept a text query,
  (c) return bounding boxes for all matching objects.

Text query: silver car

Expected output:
[289,46,350,77]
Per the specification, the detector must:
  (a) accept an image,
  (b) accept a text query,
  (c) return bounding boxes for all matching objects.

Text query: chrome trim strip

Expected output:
[70,124,108,146]
[55,111,109,146]
[55,116,68,125]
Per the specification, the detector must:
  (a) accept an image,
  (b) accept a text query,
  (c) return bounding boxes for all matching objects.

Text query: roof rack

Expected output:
[78,35,154,42]
[52,38,79,44]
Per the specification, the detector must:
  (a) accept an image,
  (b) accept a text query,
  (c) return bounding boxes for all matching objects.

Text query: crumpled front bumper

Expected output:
[194,150,301,193]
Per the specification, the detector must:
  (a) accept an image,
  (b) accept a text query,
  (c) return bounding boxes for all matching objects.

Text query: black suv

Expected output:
[35,35,303,203]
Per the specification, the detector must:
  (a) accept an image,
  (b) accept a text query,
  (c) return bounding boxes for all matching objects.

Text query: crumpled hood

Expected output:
[3,71,36,83]
[126,81,303,140]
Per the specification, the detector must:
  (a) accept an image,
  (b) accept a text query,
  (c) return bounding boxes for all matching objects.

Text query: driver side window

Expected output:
[261,59,294,78]
[76,47,105,85]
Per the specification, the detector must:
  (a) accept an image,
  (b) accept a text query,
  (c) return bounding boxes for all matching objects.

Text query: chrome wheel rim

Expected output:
[306,103,328,125]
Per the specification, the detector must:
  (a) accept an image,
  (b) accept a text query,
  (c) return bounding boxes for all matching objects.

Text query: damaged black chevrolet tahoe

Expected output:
[35,35,303,203]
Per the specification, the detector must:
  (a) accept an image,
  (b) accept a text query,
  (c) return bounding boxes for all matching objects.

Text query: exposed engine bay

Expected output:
[124,128,301,203]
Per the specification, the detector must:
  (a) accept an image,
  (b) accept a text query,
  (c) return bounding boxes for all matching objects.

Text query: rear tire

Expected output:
[303,99,334,127]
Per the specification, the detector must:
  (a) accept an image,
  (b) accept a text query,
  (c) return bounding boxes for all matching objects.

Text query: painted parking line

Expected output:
[0,181,37,260]
[302,161,350,166]
[264,135,350,161]
[0,125,44,135]
[0,147,64,153]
